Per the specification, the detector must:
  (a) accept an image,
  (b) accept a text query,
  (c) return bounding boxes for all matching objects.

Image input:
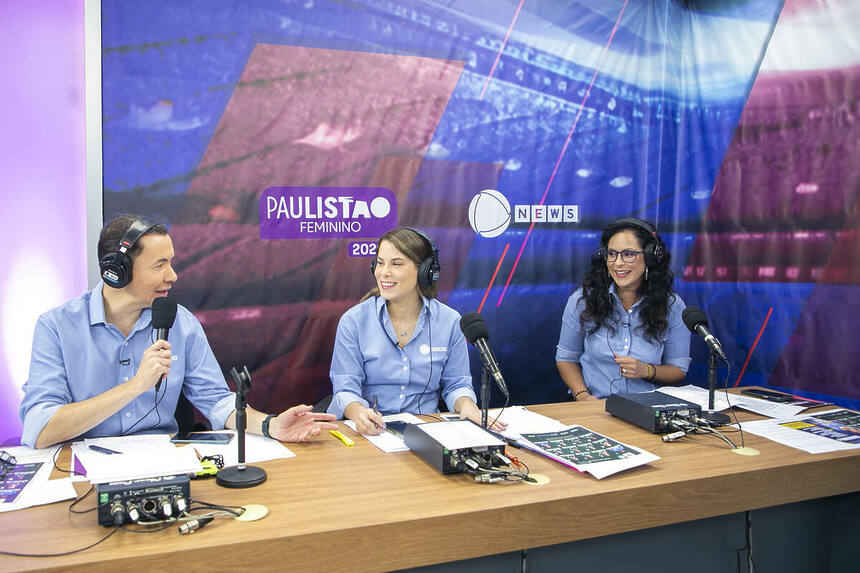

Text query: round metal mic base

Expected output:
[700,410,731,426]
[216,464,267,488]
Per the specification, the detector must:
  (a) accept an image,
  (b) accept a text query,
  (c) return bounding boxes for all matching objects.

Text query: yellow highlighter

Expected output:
[330,429,354,447]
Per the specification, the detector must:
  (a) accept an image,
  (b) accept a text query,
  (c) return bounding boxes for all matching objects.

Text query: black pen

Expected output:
[372,395,379,429]
[88,444,122,455]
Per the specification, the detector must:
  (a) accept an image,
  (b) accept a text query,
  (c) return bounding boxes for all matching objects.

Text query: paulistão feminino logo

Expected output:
[260,186,397,239]
[468,189,579,238]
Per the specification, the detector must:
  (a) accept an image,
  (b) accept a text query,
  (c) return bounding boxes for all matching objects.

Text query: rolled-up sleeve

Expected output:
[328,312,368,419]
[662,295,692,372]
[19,316,69,447]
[181,318,235,430]
[439,325,477,412]
[556,291,586,364]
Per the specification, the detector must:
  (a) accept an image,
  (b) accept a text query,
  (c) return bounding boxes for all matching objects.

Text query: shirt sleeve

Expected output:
[662,295,692,372]
[439,324,477,412]
[180,317,235,430]
[556,291,586,364]
[18,315,70,448]
[328,311,368,419]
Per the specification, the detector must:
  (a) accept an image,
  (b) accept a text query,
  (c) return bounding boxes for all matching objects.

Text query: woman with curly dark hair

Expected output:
[556,218,690,400]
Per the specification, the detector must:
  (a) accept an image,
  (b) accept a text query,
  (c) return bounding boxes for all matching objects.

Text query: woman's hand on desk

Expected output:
[270,405,338,442]
[456,400,508,432]
[344,403,385,436]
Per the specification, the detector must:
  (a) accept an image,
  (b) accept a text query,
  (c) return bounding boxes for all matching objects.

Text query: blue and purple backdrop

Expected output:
[2,0,858,444]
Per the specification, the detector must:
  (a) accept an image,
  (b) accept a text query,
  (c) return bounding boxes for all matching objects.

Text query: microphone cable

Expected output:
[121,329,169,436]
[416,307,434,416]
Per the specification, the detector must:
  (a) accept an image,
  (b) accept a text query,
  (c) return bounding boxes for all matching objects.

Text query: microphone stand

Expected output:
[480,367,490,429]
[701,350,730,426]
[217,366,267,488]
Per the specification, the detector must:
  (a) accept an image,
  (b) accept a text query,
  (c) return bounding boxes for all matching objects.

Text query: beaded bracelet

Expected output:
[573,389,590,400]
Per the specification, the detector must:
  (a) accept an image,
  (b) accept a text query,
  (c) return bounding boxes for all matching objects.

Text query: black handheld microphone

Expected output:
[682,306,726,361]
[151,296,178,392]
[459,312,509,397]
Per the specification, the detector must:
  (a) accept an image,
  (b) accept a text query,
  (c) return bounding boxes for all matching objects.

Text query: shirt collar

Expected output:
[375,295,434,319]
[89,282,107,326]
[608,283,644,310]
[89,281,153,331]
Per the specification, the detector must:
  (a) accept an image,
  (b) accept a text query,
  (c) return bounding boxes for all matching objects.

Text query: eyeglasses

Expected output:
[604,249,643,263]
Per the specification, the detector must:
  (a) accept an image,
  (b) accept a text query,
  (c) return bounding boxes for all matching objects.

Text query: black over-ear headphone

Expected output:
[99,218,157,288]
[370,227,440,289]
[598,218,666,268]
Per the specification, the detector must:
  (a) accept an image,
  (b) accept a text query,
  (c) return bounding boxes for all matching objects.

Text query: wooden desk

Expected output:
[2,400,859,572]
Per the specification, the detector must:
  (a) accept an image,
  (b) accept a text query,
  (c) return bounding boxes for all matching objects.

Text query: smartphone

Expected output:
[384,421,411,439]
[740,388,792,403]
[171,432,234,444]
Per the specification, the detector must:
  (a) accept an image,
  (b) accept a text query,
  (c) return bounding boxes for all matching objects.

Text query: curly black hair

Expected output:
[579,219,675,343]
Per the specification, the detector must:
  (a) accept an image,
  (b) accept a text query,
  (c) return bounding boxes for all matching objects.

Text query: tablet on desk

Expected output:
[171,432,233,444]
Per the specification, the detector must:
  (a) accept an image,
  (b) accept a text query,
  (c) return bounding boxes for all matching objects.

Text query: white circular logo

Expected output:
[370,197,391,218]
[419,344,430,355]
[468,189,511,238]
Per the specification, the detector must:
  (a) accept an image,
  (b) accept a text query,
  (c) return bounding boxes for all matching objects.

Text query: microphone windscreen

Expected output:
[459,312,490,344]
[152,296,178,330]
[682,306,708,334]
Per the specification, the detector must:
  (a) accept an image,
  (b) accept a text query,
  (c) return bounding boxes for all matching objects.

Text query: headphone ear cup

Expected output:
[417,256,439,289]
[643,241,665,268]
[370,257,377,277]
[652,241,666,266]
[416,247,440,290]
[100,252,133,288]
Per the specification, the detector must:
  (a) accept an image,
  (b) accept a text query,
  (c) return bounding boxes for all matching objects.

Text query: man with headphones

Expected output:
[19,214,336,448]
[328,227,499,435]
[556,218,690,400]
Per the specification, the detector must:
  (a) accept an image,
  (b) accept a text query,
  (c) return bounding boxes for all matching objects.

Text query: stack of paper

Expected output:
[72,434,201,483]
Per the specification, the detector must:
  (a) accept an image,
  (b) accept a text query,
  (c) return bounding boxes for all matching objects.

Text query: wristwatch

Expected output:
[261,414,276,439]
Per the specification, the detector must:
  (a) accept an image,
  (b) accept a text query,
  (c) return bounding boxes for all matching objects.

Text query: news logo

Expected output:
[467,189,579,238]
[260,186,397,239]
[468,189,511,238]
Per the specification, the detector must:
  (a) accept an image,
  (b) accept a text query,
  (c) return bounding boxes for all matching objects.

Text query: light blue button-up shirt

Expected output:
[556,285,691,398]
[18,283,236,447]
[328,296,477,418]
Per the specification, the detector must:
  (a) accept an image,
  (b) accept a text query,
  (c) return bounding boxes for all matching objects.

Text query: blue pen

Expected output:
[88,444,122,455]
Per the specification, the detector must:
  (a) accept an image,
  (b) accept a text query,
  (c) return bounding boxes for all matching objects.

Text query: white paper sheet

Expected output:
[487,406,568,442]
[736,409,860,454]
[657,385,808,418]
[517,425,660,480]
[72,434,202,483]
[345,412,424,453]
[0,445,76,512]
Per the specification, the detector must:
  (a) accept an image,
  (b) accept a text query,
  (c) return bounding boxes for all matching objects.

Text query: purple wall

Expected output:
[0,1,87,445]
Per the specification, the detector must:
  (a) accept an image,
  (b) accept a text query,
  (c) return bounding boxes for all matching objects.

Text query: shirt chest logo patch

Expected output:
[419,344,430,355]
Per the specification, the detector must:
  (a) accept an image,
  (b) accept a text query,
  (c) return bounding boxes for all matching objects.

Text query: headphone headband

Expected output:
[599,218,666,268]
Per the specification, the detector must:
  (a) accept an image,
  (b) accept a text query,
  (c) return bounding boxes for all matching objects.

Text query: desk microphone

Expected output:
[682,306,726,361]
[152,296,177,392]
[459,312,509,397]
